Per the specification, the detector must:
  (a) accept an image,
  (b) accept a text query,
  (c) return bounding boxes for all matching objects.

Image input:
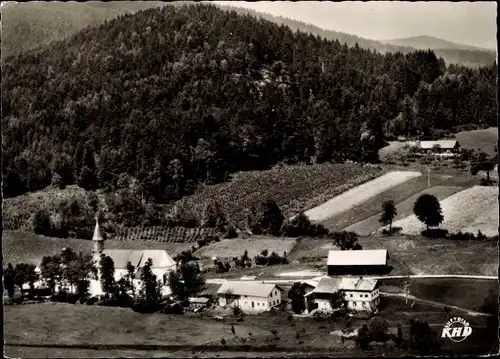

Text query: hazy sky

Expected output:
[214,1,497,50]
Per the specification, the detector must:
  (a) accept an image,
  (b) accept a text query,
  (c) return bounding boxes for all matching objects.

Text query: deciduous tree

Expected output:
[379,200,397,231]
[413,194,444,230]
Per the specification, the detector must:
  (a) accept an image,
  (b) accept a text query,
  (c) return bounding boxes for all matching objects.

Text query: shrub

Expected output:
[225,224,238,239]
[381,227,402,236]
[480,178,495,186]
[421,228,449,239]
[281,212,329,238]
[33,209,52,236]
[132,299,161,313]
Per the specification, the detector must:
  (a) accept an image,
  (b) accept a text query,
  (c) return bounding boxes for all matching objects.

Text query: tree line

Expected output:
[3,247,207,313]
[2,3,497,203]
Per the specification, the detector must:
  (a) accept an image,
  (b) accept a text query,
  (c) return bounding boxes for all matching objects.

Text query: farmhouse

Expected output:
[305,277,380,313]
[327,249,389,275]
[216,281,283,313]
[418,140,461,154]
[89,219,177,297]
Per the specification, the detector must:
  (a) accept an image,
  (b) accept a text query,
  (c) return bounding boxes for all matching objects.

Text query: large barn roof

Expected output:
[217,281,280,298]
[419,140,459,149]
[327,249,388,266]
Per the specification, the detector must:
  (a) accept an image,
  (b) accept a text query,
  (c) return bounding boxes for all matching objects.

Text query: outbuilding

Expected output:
[418,140,460,154]
[216,281,283,313]
[327,250,389,276]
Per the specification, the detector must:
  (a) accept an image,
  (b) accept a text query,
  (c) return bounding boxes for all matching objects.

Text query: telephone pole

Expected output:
[427,167,431,188]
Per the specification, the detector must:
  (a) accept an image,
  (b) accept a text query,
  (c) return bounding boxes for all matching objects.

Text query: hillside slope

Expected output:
[2,2,495,68]
[1,1,168,58]
[2,4,497,232]
[381,35,493,51]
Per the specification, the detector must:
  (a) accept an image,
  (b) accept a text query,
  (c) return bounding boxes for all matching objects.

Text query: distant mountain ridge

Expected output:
[215,4,496,68]
[381,35,495,52]
[1,1,496,68]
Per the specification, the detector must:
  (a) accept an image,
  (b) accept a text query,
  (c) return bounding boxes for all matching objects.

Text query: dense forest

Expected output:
[2,4,497,202]
[218,5,497,68]
[0,1,169,58]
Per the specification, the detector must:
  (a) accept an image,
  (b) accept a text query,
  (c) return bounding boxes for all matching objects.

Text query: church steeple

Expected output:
[92,215,104,266]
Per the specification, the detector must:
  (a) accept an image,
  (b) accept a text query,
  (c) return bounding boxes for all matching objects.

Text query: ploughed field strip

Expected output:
[195,237,297,259]
[304,171,421,223]
[319,171,478,232]
[346,185,465,236]
[388,186,499,236]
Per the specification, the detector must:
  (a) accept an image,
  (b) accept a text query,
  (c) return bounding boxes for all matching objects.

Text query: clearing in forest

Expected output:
[385,186,499,236]
[346,185,465,236]
[304,171,421,222]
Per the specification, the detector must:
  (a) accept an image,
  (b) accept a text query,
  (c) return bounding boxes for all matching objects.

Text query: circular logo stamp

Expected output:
[441,317,472,342]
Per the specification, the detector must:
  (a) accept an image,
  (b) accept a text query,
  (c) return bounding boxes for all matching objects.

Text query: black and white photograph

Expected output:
[1,0,498,357]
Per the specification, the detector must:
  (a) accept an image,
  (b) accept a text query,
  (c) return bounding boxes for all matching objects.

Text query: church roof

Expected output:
[102,249,176,269]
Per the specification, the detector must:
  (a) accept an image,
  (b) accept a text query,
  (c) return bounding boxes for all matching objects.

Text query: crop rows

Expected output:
[111,226,219,243]
[173,163,384,226]
[2,217,26,231]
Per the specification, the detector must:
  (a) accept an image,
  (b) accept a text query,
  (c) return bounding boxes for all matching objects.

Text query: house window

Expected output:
[252,301,254,308]
[353,302,357,306]
[350,294,353,297]
[163,274,167,285]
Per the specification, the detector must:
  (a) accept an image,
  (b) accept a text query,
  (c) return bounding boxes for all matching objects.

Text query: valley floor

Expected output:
[4,300,497,358]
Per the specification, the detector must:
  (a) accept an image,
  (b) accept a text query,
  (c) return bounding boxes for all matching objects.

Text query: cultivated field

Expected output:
[111,226,220,243]
[320,172,476,232]
[304,171,421,222]
[2,231,193,266]
[360,236,498,276]
[346,185,465,236]
[387,186,499,236]
[455,127,498,156]
[195,236,297,259]
[174,163,384,227]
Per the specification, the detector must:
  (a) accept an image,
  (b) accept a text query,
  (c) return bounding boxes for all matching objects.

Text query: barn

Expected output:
[327,249,389,276]
[419,140,461,154]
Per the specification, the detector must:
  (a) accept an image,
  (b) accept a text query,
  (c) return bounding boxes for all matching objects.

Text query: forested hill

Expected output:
[2,4,497,202]
[215,4,497,68]
[0,1,171,58]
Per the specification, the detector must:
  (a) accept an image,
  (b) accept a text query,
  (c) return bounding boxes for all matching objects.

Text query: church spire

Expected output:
[92,214,103,242]
[92,214,104,267]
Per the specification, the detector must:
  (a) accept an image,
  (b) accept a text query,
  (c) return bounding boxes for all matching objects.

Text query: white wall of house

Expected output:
[343,289,379,311]
[314,289,380,313]
[314,299,333,312]
[218,290,282,313]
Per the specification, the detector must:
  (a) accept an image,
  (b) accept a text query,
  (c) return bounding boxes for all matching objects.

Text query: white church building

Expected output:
[88,218,177,297]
